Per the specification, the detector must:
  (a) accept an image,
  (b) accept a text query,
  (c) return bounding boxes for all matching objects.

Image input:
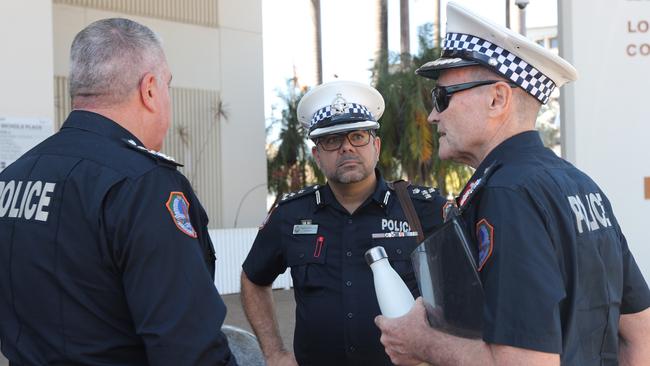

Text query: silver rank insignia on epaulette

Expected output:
[412,186,436,200]
[280,184,320,204]
[124,139,181,166]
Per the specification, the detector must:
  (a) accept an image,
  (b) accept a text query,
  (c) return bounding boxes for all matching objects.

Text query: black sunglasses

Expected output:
[431,80,519,113]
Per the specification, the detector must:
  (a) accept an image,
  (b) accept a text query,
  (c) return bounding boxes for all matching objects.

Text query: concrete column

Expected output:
[559,0,650,279]
[0,0,54,122]
[218,0,267,228]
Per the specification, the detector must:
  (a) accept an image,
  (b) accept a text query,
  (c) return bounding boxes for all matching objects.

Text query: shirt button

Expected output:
[299,253,305,258]
[347,218,353,224]
[347,312,354,319]
[346,251,352,257]
[349,346,356,352]
[396,248,403,254]
[346,281,352,287]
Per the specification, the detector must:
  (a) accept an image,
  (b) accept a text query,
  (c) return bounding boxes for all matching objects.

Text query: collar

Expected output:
[315,169,390,213]
[457,131,541,208]
[61,110,144,145]
[473,130,543,178]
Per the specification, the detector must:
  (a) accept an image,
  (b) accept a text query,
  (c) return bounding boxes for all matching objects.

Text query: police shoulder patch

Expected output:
[165,191,197,238]
[278,185,319,205]
[476,218,494,271]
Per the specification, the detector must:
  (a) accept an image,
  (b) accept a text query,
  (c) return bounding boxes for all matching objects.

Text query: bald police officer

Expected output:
[241,80,447,366]
[376,3,650,366]
[0,18,236,365]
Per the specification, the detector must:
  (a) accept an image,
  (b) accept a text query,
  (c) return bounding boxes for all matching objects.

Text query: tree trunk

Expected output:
[435,0,442,48]
[376,0,388,75]
[400,0,410,66]
[311,0,323,84]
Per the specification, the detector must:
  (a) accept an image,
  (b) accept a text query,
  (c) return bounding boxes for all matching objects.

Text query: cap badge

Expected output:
[330,93,347,116]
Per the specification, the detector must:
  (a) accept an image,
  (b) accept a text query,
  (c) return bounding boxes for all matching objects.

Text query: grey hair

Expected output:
[69,18,166,106]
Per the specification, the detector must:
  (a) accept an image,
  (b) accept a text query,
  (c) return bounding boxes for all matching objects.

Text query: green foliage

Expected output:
[267,79,325,206]
[372,23,472,196]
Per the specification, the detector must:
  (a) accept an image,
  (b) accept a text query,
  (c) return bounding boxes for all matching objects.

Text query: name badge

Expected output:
[293,224,319,235]
[371,231,419,239]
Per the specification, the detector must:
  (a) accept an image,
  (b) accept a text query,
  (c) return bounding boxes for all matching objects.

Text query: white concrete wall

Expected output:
[217,0,267,228]
[559,0,650,279]
[0,0,54,124]
[51,1,267,228]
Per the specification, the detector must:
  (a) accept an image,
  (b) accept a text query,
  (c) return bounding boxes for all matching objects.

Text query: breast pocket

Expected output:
[372,236,419,296]
[287,235,328,298]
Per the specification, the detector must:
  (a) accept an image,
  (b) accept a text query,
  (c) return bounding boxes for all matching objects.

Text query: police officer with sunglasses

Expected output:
[240,80,447,366]
[375,3,650,366]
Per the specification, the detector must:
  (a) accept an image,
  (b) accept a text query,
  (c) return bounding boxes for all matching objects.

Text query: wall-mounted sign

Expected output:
[0,117,53,172]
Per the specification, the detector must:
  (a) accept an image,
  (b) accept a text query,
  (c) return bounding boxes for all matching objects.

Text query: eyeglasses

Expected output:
[316,130,375,151]
[431,80,518,113]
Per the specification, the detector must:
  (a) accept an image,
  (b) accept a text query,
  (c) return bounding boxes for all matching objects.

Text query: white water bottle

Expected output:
[365,246,415,317]
[366,246,429,366]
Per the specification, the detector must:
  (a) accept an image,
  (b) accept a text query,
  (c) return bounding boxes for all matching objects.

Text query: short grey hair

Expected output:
[69,18,166,106]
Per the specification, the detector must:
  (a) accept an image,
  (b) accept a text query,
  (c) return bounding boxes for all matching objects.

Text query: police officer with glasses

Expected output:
[241,80,447,366]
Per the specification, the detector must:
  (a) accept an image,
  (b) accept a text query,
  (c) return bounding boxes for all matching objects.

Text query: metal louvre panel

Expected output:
[53,76,71,130]
[210,228,293,295]
[53,0,219,28]
[166,86,222,229]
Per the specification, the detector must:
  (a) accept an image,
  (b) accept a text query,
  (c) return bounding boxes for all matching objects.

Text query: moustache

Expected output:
[336,156,362,167]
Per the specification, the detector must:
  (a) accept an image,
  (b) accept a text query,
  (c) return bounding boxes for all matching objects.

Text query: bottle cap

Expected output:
[365,246,388,266]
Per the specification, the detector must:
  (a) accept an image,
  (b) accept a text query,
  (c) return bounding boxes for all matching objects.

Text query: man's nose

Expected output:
[339,135,355,152]
[427,108,440,125]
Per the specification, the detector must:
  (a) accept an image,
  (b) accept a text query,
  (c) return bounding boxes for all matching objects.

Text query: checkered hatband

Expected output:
[443,32,556,104]
[309,103,375,129]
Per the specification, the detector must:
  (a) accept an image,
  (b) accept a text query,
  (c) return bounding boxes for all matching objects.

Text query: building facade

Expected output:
[0,0,267,229]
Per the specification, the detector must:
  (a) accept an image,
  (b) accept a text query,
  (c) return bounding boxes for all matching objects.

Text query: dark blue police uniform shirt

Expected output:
[459,131,650,365]
[0,111,236,365]
[243,172,446,366]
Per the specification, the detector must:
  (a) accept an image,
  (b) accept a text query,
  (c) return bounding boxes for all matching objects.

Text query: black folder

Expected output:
[410,214,484,339]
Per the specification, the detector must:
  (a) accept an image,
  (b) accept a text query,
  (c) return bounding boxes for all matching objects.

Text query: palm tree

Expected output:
[267,78,325,208]
[373,24,472,196]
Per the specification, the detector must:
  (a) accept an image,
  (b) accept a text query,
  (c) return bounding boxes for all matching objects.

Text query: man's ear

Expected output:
[311,145,321,168]
[139,72,158,112]
[374,135,381,159]
[488,81,513,117]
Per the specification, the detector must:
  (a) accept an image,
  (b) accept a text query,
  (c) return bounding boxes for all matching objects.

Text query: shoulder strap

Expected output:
[392,180,425,243]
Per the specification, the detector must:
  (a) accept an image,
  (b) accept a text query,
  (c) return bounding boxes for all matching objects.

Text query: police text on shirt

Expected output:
[381,219,410,232]
[567,193,612,234]
[0,180,56,222]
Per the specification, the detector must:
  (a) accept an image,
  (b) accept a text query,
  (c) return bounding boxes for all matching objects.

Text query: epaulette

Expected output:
[457,161,501,211]
[278,185,320,205]
[406,185,439,201]
[123,139,183,167]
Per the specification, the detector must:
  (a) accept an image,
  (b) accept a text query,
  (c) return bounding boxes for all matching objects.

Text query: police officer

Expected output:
[375,3,650,366]
[240,80,446,366]
[0,18,236,365]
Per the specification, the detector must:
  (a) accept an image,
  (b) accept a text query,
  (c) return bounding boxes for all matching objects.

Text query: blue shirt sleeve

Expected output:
[103,167,236,365]
[242,206,287,286]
